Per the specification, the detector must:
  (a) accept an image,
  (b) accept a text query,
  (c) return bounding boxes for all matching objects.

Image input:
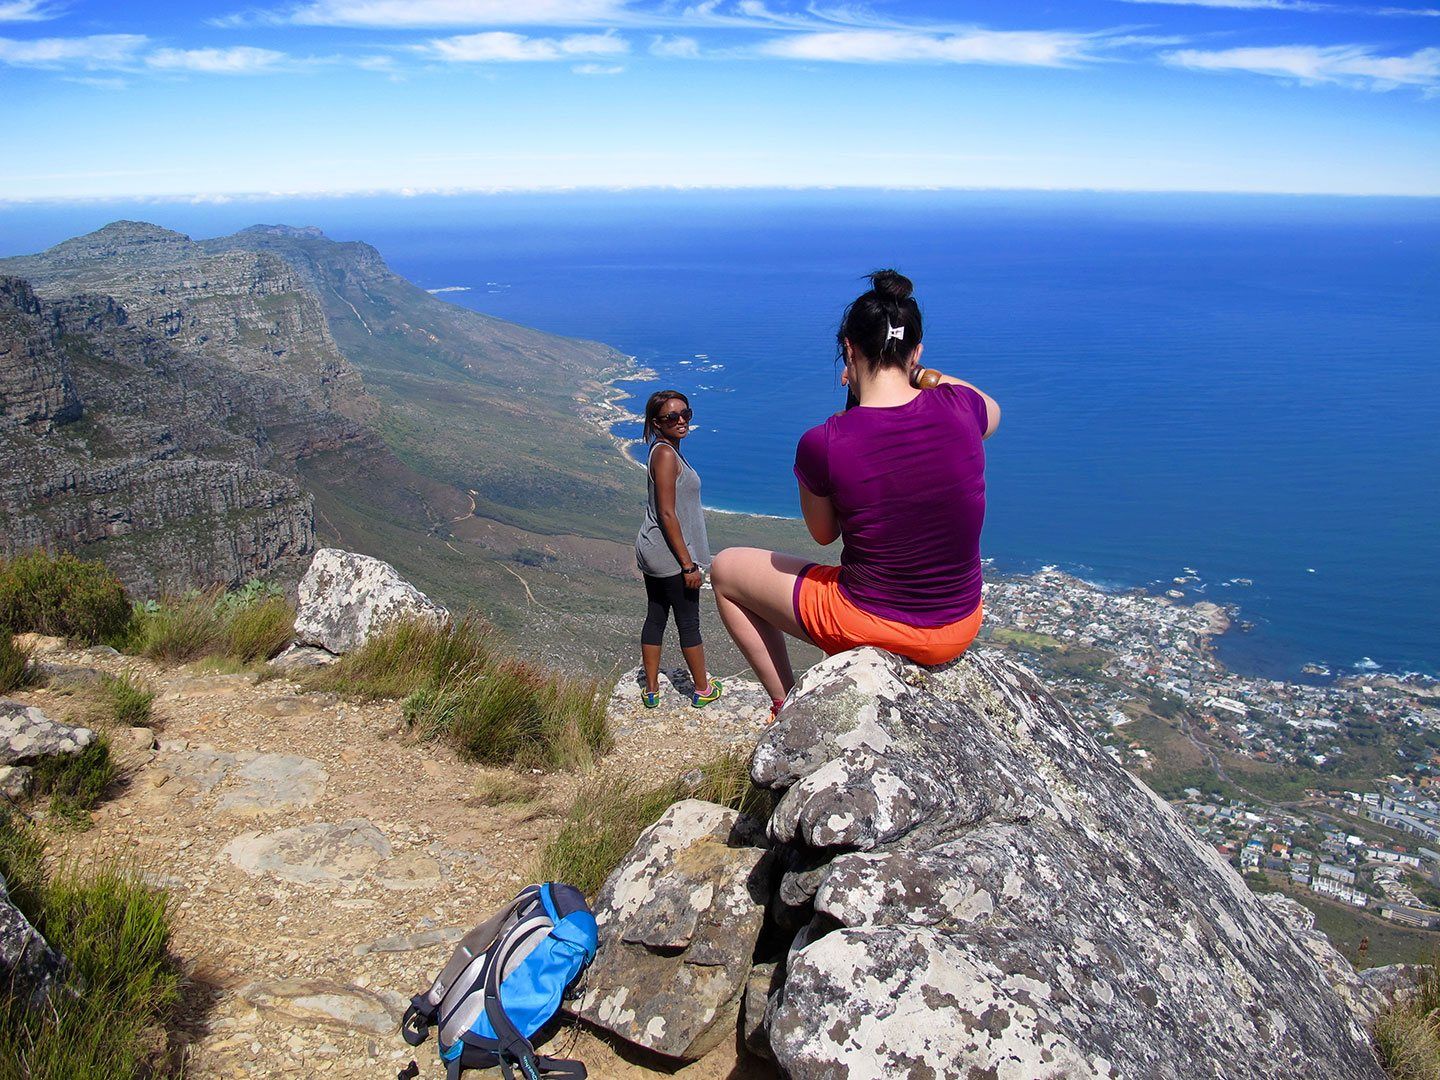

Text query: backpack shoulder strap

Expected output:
[478,884,589,1080]
[402,887,538,1046]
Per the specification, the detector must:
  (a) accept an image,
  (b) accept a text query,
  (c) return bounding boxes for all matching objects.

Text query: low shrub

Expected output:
[31,737,116,824]
[315,615,608,772]
[306,614,495,700]
[223,595,295,662]
[537,752,774,897]
[536,774,682,897]
[101,671,154,726]
[126,584,294,665]
[0,633,30,693]
[470,772,547,807]
[0,808,182,1080]
[0,551,130,644]
[1376,959,1440,1079]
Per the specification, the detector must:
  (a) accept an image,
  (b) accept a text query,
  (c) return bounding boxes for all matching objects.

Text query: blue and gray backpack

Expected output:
[400,883,598,1080]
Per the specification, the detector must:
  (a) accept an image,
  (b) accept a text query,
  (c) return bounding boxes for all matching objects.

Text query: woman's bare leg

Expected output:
[709,547,815,702]
[680,643,711,695]
[641,643,662,694]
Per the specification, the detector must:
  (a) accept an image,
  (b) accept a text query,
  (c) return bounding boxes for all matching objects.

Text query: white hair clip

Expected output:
[886,323,905,343]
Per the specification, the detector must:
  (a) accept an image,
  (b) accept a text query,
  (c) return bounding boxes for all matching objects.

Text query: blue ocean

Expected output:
[4,190,1438,679]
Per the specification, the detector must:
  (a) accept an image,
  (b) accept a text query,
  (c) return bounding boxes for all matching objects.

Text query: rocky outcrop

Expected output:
[750,648,1384,1079]
[1,870,64,1007]
[584,648,1387,1078]
[292,548,448,654]
[574,800,772,1061]
[0,277,81,430]
[1,700,96,766]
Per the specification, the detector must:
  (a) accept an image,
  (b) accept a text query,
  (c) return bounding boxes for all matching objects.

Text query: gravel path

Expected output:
[15,640,776,1079]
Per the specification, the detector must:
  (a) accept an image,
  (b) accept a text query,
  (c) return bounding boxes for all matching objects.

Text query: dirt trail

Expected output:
[16,642,774,1079]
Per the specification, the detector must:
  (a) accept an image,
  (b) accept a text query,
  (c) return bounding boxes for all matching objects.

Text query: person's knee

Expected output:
[709,548,737,590]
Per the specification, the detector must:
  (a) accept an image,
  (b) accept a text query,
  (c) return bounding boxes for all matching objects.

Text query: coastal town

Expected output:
[981,567,1440,941]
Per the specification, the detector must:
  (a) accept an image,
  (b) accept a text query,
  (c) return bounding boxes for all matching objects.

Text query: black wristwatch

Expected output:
[682,564,700,575]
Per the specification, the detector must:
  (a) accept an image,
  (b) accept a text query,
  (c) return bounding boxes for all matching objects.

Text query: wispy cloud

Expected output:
[0,0,61,22]
[221,0,630,28]
[419,29,629,63]
[650,34,701,58]
[573,62,623,73]
[0,33,146,68]
[1165,43,1440,89]
[146,45,289,73]
[760,28,1102,66]
[1116,0,1440,14]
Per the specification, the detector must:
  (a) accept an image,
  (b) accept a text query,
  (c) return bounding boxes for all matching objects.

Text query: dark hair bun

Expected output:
[869,268,913,304]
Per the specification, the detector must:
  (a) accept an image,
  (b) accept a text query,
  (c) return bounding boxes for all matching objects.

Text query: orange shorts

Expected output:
[793,564,983,666]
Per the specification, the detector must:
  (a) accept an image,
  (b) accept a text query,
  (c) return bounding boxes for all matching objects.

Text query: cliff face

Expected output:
[0,274,314,594]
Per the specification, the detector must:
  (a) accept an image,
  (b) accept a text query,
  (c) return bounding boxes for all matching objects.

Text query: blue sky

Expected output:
[2,0,1437,200]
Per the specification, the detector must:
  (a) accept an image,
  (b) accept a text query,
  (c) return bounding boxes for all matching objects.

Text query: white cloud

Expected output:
[573,62,623,73]
[650,34,701,58]
[234,0,628,27]
[420,29,628,62]
[146,45,289,73]
[1164,43,1440,88]
[760,28,1099,66]
[0,33,146,68]
[1116,0,1440,13]
[0,0,60,21]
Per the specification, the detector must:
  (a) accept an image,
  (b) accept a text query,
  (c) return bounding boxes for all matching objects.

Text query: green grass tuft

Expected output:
[30,737,116,825]
[101,671,154,727]
[0,808,183,1080]
[314,615,608,771]
[1376,959,1440,1079]
[306,614,494,700]
[0,633,31,694]
[0,551,131,645]
[537,751,773,897]
[125,584,294,666]
[223,595,295,662]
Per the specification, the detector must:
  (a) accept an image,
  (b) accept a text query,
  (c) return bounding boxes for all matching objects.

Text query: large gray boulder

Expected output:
[1,700,96,767]
[753,648,1385,1080]
[292,548,447,654]
[573,799,772,1061]
[1,870,64,1007]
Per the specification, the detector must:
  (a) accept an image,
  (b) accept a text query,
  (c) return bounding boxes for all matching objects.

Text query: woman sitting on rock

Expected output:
[635,389,723,709]
[710,270,999,719]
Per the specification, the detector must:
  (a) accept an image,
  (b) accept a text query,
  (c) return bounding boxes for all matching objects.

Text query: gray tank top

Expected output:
[635,441,710,577]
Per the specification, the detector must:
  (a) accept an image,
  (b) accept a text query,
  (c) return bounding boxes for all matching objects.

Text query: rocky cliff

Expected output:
[0,275,314,593]
[0,220,635,606]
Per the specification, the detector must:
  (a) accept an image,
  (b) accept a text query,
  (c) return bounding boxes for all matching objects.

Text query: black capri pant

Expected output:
[641,572,702,650]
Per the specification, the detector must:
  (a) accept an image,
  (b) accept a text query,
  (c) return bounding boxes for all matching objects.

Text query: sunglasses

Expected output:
[656,408,693,424]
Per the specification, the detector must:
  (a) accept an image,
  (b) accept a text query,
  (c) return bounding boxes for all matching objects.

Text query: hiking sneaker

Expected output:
[691,679,723,708]
[641,690,661,709]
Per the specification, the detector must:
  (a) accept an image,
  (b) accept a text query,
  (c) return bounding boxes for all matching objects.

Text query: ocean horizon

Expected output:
[4,189,1437,681]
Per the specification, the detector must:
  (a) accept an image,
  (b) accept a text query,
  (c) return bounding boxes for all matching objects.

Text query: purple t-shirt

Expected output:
[794,383,988,627]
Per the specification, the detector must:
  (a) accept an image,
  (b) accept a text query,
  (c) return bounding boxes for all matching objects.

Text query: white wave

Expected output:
[426,286,471,294]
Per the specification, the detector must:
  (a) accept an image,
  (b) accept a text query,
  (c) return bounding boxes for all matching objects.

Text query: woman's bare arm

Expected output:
[651,446,699,582]
[799,483,840,546]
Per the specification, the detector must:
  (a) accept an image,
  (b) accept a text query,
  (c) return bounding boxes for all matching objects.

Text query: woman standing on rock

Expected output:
[710,270,999,719]
[635,390,723,709]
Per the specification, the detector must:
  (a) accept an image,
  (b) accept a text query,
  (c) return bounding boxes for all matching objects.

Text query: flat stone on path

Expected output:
[238,978,401,1036]
[222,819,392,886]
[216,754,328,816]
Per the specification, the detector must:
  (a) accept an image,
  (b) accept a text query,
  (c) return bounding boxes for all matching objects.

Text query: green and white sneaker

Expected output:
[642,690,661,709]
[691,679,723,708]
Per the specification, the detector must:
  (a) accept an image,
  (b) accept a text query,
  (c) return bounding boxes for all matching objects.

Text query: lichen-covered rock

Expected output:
[1,870,64,1007]
[756,648,1385,1080]
[0,700,96,767]
[292,548,447,654]
[573,799,772,1061]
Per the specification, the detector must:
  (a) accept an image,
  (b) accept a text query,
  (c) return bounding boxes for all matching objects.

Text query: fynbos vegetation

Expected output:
[308,615,610,771]
[0,552,131,645]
